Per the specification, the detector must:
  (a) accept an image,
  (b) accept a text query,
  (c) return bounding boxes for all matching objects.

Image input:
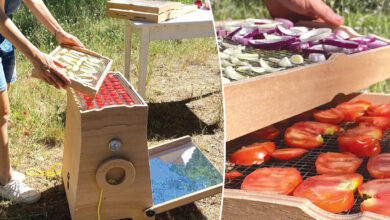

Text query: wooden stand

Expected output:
[221,21,390,141]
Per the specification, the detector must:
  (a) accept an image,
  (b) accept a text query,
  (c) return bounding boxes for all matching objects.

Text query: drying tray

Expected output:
[223,92,390,220]
[218,20,390,142]
[34,45,112,97]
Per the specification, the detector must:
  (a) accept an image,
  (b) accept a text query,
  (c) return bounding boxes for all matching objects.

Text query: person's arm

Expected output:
[264,0,344,26]
[23,0,83,47]
[0,1,70,89]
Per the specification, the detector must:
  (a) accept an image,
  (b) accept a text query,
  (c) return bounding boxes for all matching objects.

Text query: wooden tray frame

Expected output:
[147,135,223,215]
[33,45,112,97]
[220,20,390,141]
[223,92,390,220]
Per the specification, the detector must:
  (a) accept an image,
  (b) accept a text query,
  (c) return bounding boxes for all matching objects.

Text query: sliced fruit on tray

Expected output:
[241,167,302,195]
[367,153,390,179]
[337,125,382,157]
[225,171,243,179]
[335,100,372,121]
[270,148,307,161]
[315,152,363,175]
[293,173,363,213]
[313,108,344,124]
[356,116,390,131]
[284,121,341,148]
[229,142,275,166]
[367,103,390,118]
[361,196,390,217]
[246,126,280,140]
[358,179,390,199]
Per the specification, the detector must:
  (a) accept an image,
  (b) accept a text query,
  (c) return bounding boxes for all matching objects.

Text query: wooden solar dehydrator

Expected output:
[62,72,222,219]
[220,21,390,220]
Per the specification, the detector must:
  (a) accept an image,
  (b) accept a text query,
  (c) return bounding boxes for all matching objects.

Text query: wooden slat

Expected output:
[222,20,390,141]
[107,0,182,14]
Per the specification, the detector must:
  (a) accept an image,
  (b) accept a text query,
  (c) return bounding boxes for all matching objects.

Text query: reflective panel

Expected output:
[149,142,223,205]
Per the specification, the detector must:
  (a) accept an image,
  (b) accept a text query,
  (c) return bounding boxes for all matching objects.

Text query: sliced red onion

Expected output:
[354,45,369,53]
[249,36,297,50]
[322,44,345,53]
[367,40,389,49]
[222,22,242,32]
[323,38,359,49]
[217,29,228,38]
[246,18,275,25]
[288,42,313,52]
[276,25,303,36]
[349,36,376,44]
[300,28,332,42]
[309,53,326,62]
[302,45,331,57]
[275,18,294,28]
[335,30,350,39]
[226,27,242,40]
[291,26,309,34]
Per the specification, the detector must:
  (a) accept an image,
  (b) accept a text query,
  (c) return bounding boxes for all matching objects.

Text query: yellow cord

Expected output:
[25,163,62,177]
[97,189,104,220]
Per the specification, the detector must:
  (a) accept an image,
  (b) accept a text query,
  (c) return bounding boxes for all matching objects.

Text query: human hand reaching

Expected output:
[55,30,84,48]
[264,0,344,26]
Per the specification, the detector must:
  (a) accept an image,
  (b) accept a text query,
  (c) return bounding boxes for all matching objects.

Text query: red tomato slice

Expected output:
[225,171,243,179]
[356,116,390,131]
[361,196,390,217]
[247,126,280,140]
[337,125,382,157]
[241,167,302,195]
[271,148,307,161]
[294,121,342,135]
[229,142,275,166]
[367,103,390,118]
[359,179,390,199]
[293,174,363,213]
[367,153,390,179]
[315,152,363,175]
[336,100,372,121]
[313,108,344,124]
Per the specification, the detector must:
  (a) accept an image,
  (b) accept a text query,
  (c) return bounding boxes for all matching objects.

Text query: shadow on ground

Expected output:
[148,92,220,140]
[0,182,207,220]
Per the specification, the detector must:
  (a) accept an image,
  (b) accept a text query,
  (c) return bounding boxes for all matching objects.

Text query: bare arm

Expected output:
[23,0,83,47]
[0,0,70,89]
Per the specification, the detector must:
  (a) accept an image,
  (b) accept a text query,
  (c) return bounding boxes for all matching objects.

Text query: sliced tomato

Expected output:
[367,103,390,118]
[367,153,390,179]
[358,179,390,199]
[361,196,390,217]
[294,121,342,135]
[241,167,302,195]
[337,125,382,157]
[336,100,372,121]
[293,173,363,213]
[229,142,275,166]
[225,171,243,179]
[356,116,390,131]
[313,108,344,124]
[247,126,280,140]
[315,152,363,175]
[284,121,341,149]
[271,148,307,161]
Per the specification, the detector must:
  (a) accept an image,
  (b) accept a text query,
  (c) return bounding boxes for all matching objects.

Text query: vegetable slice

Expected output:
[225,171,243,179]
[249,36,296,50]
[315,152,363,175]
[367,153,390,179]
[271,148,307,161]
[299,28,332,42]
[224,66,246,80]
[241,167,302,195]
[359,179,390,199]
[313,108,344,124]
[260,58,285,72]
[229,142,275,166]
[361,197,390,217]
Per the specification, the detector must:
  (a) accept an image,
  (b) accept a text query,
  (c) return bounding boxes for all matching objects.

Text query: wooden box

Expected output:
[222,21,390,141]
[33,46,112,97]
[223,92,390,220]
[63,72,152,220]
[63,72,223,219]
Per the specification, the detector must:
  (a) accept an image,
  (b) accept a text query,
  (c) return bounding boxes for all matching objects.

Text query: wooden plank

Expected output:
[106,5,197,23]
[222,189,388,220]
[152,184,222,214]
[223,21,390,141]
[107,0,182,14]
[148,135,192,155]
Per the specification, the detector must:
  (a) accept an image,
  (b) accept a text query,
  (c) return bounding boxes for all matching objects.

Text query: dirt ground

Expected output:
[0,39,223,220]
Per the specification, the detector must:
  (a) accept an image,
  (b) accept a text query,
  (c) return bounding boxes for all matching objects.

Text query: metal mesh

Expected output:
[225,121,390,215]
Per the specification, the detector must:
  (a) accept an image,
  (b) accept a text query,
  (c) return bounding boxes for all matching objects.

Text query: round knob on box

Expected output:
[109,138,121,151]
[96,158,135,191]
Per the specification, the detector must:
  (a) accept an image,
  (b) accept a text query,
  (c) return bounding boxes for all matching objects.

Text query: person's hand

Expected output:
[55,29,84,48]
[264,0,344,26]
[32,53,71,89]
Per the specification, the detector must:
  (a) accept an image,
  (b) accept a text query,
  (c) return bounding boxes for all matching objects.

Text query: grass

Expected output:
[1,1,223,219]
[212,0,390,93]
